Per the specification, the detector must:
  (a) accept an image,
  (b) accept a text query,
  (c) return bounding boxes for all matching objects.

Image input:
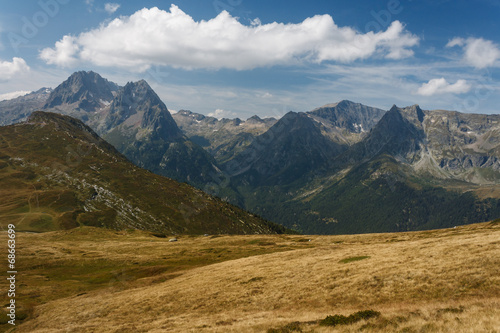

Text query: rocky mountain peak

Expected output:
[102,79,183,141]
[390,104,425,126]
[43,71,119,112]
[308,100,386,133]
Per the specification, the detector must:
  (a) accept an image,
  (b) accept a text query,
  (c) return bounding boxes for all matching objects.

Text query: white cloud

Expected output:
[207,109,237,119]
[104,3,120,14]
[40,5,419,71]
[39,35,80,67]
[0,90,31,101]
[447,37,500,68]
[445,37,465,48]
[0,57,30,80]
[416,78,471,96]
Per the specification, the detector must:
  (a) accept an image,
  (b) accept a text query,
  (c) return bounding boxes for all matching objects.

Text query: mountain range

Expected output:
[2,71,500,234]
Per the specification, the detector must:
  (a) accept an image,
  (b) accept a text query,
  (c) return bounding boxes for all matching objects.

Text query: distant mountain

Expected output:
[238,104,500,234]
[333,104,426,167]
[94,80,183,139]
[94,80,221,186]
[0,111,288,235]
[172,110,277,164]
[39,71,223,188]
[338,104,500,183]
[225,111,345,186]
[0,88,52,126]
[308,100,386,133]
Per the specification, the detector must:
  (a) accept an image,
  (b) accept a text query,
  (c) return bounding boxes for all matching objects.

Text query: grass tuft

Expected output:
[339,255,371,264]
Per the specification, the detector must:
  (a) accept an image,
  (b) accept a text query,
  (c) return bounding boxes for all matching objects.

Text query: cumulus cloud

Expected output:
[0,90,31,101]
[416,78,471,96]
[447,37,500,68]
[39,5,419,71]
[104,3,120,14]
[39,35,80,67]
[0,57,30,80]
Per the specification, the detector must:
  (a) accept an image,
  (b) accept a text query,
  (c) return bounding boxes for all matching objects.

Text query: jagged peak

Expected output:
[64,70,110,85]
[123,79,151,90]
[132,79,150,88]
[390,104,425,123]
[44,71,119,111]
[389,104,399,112]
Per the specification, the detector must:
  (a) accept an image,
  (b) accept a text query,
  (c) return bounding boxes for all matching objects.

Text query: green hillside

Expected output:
[0,111,288,235]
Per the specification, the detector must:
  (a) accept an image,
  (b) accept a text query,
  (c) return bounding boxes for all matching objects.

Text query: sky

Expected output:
[1,0,500,119]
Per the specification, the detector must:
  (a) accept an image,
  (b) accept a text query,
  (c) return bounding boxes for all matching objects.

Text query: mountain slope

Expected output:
[95,80,222,187]
[0,88,52,126]
[225,104,500,234]
[334,104,426,166]
[0,111,288,234]
[225,111,346,187]
[269,105,500,234]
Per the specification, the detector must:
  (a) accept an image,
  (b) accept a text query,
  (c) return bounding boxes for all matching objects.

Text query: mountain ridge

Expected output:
[0,110,289,234]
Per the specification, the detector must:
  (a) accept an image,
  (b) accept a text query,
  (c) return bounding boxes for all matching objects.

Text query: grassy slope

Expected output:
[0,112,287,235]
[2,221,499,332]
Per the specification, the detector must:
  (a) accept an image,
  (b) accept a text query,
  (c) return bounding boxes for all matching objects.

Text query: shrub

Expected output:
[320,310,381,327]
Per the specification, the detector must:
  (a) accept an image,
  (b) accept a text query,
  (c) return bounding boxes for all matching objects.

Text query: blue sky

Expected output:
[1,0,500,119]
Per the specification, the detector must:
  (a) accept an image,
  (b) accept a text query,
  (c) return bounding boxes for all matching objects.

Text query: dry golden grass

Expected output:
[2,222,499,332]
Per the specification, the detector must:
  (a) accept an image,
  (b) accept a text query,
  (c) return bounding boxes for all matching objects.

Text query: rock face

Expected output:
[0,111,289,235]
[417,109,500,180]
[95,80,181,140]
[344,105,500,183]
